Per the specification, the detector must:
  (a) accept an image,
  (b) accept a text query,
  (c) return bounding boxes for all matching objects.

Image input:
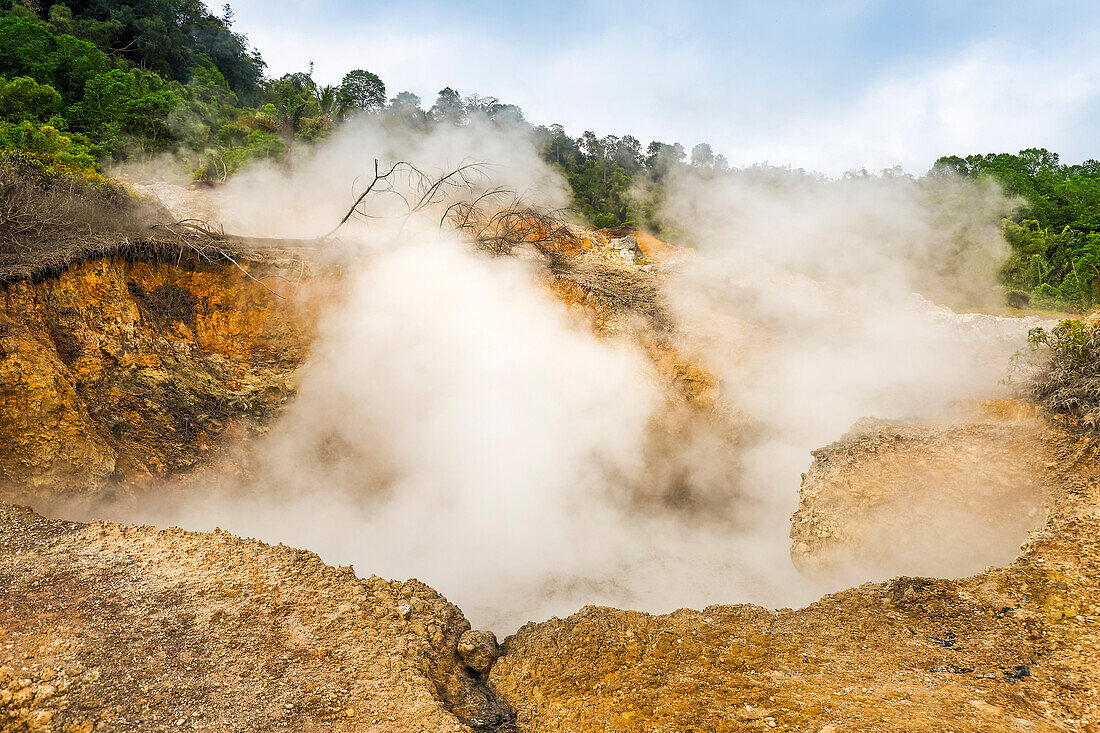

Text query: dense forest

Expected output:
[3,0,1100,310]
[932,152,1100,308]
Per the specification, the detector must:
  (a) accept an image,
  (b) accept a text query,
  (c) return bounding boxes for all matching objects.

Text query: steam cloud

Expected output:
[108,118,1043,630]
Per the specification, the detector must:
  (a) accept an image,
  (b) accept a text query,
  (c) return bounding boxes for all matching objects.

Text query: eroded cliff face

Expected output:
[0,254,312,503]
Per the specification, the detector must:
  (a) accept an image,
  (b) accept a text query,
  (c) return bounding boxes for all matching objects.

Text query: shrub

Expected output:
[1028,319,1100,431]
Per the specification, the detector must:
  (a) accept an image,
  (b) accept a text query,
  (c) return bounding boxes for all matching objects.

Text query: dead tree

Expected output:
[324,159,496,238]
[326,157,584,265]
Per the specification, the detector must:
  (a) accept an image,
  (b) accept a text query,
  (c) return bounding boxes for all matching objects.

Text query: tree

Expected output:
[461,93,525,126]
[338,69,385,113]
[645,141,685,179]
[386,91,425,127]
[614,135,643,173]
[690,142,714,167]
[0,76,62,122]
[537,123,581,167]
[430,87,465,125]
[266,72,319,144]
[47,4,74,35]
[930,155,969,177]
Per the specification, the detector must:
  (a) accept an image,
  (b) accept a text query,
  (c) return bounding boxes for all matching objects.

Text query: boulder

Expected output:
[457,629,500,676]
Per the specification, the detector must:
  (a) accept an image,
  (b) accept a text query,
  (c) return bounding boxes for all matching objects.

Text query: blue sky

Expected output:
[225,0,1100,174]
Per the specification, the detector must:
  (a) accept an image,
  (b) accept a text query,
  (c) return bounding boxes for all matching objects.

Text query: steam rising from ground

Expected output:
[115,120,1042,630]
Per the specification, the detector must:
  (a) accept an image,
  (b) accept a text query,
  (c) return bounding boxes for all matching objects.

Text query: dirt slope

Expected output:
[791,400,1050,580]
[0,503,511,732]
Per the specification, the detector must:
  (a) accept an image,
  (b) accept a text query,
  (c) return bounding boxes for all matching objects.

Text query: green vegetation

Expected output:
[0,0,719,231]
[3,0,1100,311]
[1027,319,1100,430]
[934,150,1100,310]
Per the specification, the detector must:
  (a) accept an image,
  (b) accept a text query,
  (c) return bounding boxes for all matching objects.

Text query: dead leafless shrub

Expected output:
[447,204,576,256]
[325,159,494,238]
[0,157,305,291]
[331,158,672,330]
[0,155,169,280]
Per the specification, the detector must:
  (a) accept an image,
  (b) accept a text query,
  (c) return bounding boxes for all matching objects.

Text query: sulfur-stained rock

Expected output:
[0,254,314,502]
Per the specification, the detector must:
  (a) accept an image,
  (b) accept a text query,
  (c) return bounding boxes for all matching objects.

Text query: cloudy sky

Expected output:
[225,0,1100,174]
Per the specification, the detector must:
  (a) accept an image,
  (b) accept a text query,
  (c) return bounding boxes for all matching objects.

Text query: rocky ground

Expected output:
[5,419,1100,732]
[489,426,1100,731]
[790,399,1050,580]
[0,503,510,732]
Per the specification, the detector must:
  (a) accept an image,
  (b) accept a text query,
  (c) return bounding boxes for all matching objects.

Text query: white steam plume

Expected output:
[98,120,1043,631]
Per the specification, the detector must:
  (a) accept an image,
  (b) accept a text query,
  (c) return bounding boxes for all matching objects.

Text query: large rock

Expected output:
[457,630,500,676]
[608,234,641,264]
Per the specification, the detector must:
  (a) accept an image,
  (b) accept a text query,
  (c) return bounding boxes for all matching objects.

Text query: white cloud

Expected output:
[768,38,1100,173]
[228,1,1100,174]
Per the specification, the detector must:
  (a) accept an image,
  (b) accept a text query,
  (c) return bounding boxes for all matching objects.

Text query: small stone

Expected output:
[396,604,411,620]
[457,630,500,676]
[930,664,973,674]
[608,234,638,251]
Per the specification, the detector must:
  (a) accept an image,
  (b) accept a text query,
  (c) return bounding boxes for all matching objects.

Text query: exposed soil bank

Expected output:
[0,253,311,505]
[791,400,1050,582]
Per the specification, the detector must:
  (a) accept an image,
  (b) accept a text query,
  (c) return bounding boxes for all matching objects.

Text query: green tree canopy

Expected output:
[339,69,385,113]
